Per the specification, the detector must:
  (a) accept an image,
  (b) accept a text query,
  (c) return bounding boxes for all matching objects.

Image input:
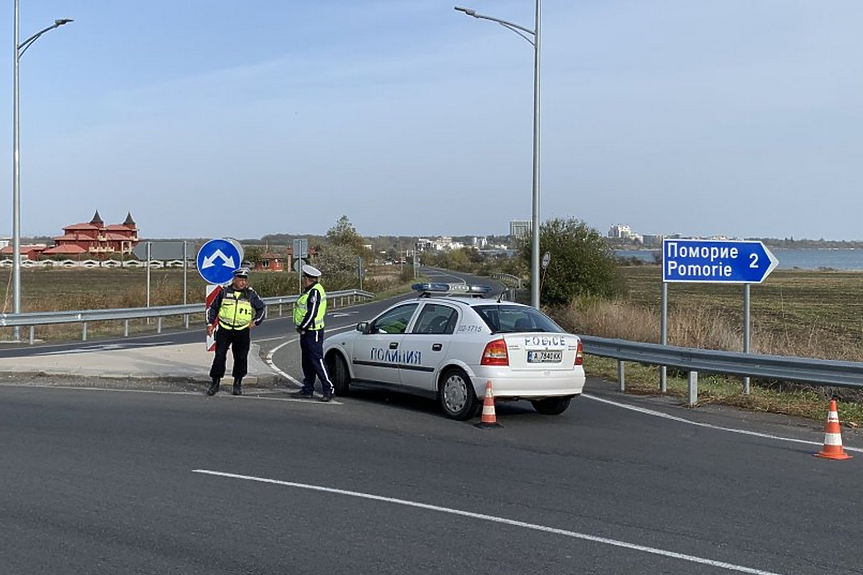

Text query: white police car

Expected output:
[323,283,586,420]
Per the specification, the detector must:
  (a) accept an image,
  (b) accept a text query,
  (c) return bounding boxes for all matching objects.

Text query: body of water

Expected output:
[615,249,863,271]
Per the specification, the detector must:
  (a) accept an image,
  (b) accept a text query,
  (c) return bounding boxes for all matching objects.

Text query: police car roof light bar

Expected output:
[411,283,493,297]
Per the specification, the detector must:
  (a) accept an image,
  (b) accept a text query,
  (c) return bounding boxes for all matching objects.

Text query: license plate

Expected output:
[527,350,562,363]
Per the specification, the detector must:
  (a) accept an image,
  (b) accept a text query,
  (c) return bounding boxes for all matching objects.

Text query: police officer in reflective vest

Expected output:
[206,267,266,396]
[292,264,334,402]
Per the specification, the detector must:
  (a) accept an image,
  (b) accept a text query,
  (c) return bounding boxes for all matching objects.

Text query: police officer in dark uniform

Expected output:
[292,264,334,402]
[206,267,266,396]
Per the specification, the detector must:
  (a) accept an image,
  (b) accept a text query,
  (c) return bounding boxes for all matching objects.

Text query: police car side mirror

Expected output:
[357,321,370,334]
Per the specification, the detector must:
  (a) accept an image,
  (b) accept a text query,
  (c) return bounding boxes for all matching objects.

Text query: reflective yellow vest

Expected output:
[218,290,254,330]
[294,283,327,330]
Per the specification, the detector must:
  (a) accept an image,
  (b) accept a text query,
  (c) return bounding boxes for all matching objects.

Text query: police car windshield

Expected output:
[473,305,564,334]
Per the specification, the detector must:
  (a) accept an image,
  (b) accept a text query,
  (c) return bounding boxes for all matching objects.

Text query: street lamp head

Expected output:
[55,19,73,26]
[454,6,477,17]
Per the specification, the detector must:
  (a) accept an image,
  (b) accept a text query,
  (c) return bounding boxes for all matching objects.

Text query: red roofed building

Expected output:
[42,210,140,258]
[0,244,47,260]
[258,252,285,272]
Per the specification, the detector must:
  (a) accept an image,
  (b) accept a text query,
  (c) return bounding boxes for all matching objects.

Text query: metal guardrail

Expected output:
[581,335,863,404]
[0,289,374,344]
[489,272,522,289]
[4,285,861,404]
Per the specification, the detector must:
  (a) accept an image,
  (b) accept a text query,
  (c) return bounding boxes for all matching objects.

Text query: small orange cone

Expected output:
[815,400,852,460]
[475,380,502,429]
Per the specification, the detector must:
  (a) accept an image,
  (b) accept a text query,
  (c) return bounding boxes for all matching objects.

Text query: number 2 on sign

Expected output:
[750,254,759,268]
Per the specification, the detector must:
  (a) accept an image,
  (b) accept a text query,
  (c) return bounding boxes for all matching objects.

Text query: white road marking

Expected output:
[264,337,302,386]
[0,383,339,404]
[264,324,356,389]
[32,342,167,356]
[583,394,863,453]
[192,469,786,575]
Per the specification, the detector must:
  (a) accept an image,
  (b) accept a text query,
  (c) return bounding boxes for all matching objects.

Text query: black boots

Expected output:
[207,377,242,396]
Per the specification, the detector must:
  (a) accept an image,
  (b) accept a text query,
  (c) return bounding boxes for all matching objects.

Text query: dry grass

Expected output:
[553,266,863,423]
[0,264,408,342]
[556,267,863,360]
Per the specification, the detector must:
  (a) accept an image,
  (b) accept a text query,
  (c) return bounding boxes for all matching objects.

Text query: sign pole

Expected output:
[743,284,751,394]
[292,238,308,294]
[660,281,667,393]
[183,241,189,329]
[205,284,221,351]
[146,241,151,324]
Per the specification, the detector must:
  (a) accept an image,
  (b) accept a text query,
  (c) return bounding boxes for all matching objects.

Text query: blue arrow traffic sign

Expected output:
[196,238,243,284]
[663,239,778,283]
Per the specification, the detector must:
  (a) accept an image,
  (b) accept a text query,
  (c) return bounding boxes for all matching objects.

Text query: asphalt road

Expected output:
[1,268,861,574]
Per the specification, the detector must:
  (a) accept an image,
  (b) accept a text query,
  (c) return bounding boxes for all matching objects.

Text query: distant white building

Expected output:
[641,234,664,247]
[510,220,531,239]
[608,224,633,239]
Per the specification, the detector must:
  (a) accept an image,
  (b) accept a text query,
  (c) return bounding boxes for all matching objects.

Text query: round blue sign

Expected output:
[196,238,243,285]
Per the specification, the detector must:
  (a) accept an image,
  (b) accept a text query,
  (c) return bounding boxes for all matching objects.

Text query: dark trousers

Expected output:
[209,327,251,381]
[300,329,333,395]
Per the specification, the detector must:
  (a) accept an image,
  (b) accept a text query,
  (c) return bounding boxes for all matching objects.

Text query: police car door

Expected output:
[399,302,458,393]
[350,303,418,386]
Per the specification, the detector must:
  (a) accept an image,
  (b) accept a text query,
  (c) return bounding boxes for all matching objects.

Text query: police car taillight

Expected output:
[481,339,509,366]
[575,340,583,366]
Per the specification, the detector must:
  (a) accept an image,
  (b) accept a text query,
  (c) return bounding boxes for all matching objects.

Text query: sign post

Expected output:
[197,239,244,350]
[661,239,778,399]
[204,285,221,351]
[145,242,151,313]
[539,251,551,302]
[293,238,308,293]
[183,241,188,329]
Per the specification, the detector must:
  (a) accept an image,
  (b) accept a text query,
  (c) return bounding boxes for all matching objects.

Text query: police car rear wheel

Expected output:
[439,368,478,421]
[329,353,351,396]
[530,396,572,416]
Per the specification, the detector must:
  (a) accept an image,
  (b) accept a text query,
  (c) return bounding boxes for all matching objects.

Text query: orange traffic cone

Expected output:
[475,380,502,429]
[815,400,852,460]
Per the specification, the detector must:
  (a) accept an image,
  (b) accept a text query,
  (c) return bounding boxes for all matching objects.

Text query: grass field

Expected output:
[0,265,405,341]
[555,265,863,424]
[559,266,863,361]
[624,266,863,344]
[0,268,211,313]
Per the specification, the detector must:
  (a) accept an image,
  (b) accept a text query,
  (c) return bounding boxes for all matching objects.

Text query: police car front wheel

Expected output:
[328,353,351,396]
[439,368,479,421]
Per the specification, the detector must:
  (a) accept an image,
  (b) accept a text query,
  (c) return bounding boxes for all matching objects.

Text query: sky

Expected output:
[2,0,862,242]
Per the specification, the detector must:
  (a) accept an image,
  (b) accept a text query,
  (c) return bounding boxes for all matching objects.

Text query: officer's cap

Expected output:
[302,264,321,278]
[233,267,250,278]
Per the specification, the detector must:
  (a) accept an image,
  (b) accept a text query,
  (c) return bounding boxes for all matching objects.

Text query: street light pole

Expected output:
[12,1,72,337]
[454,2,542,309]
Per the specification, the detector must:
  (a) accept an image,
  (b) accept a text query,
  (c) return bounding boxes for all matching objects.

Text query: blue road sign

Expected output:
[663,239,778,283]
[196,238,243,284]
